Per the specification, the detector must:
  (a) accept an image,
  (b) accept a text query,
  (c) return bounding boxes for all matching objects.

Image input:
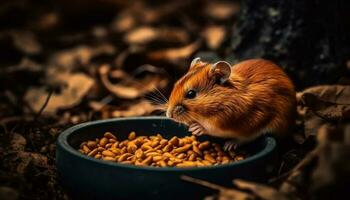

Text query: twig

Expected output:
[181,175,254,200]
[33,89,53,122]
[269,147,319,183]
[181,175,225,191]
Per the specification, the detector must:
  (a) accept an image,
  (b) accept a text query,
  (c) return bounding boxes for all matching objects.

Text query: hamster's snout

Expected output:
[167,104,185,118]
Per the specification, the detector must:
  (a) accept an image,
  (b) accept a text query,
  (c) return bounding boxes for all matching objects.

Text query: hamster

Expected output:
[166,58,296,144]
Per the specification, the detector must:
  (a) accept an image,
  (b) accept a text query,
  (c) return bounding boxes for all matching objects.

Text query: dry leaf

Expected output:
[17,152,49,168]
[298,85,350,137]
[124,26,158,44]
[234,179,292,200]
[25,72,94,114]
[89,95,114,111]
[205,1,240,20]
[50,44,115,69]
[147,41,200,62]
[99,65,168,99]
[303,110,325,137]
[112,13,136,32]
[310,124,350,198]
[10,31,42,55]
[202,26,226,49]
[10,133,26,151]
[1,58,42,73]
[124,26,190,45]
[181,176,254,200]
[299,85,350,105]
[111,100,157,117]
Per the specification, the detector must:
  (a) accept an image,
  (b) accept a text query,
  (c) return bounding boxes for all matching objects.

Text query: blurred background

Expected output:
[0,0,349,199]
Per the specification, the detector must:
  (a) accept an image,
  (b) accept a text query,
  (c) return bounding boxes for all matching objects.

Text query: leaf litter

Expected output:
[0,1,349,200]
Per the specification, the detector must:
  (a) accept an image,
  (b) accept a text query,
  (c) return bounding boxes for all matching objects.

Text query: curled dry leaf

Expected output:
[112,12,136,32]
[99,65,168,99]
[202,26,226,50]
[233,179,292,200]
[17,151,49,168]
[1,58,42,73]
[10,133,26,151]
[10,31,42,55]
[111,1,187,32]
[25,72,94,114]
[147,41,200,62]
[32,12,60,31]
[89,95,114,112]
[124,26,158,44]
[49,44,115,70]
[299,85,350,105]
[311,124,350,195]
[297,85,350,137]
[124,26,189,45]
[111,100,158,117]
[303,111,325,137]
[181,176,254,200]
[205,1,240,20]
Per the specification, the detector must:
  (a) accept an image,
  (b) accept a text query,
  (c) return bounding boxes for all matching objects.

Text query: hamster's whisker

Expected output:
[145,93,166,104]
[152,86,169,103]
[146,91,167,104]
[144,96,164,106]
[145,97,164,106]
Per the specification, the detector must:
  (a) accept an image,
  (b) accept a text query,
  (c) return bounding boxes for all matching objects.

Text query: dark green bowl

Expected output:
[56,116,276,200]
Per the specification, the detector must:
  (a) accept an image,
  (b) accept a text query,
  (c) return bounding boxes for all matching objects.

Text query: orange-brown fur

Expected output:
[167,59,296,141]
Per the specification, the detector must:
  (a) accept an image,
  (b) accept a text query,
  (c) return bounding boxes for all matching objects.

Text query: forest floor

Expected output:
[0,1,349,200]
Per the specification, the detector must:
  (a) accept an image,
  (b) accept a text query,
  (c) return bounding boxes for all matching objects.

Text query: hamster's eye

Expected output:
[185,90,196,99]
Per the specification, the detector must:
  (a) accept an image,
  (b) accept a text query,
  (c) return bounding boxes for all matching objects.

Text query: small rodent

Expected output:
[166,58,296,144]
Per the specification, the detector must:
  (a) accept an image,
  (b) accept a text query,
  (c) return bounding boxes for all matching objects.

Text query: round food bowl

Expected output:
[56,116,276,200]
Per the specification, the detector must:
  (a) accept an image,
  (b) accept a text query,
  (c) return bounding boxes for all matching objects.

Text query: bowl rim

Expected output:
[57,116,276,172]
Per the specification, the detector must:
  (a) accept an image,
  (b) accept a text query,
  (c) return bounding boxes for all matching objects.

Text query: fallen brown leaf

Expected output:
[99,65,168,99]
[234,179,293,200]
[111,12,136,32]
[10,133,26,151]
[124,26,190,45]
[181,175,254,200]
[25,72,94,114]
[89,95,115,112]
[297,85,350,137]
[124,26,158,44]
[10,30,42,55]
[17,152,49,168]
[1,58,42,73]
[147,41,200,62]
[202,26,226,50]
[205,1,240,20]
[299,85,350,105]
[49,44,115,70]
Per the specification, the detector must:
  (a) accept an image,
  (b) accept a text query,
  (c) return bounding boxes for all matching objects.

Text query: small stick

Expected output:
[181,175,224,191]
[34,89,53,121]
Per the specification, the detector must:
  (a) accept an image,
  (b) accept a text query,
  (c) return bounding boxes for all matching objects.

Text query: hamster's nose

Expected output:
[173,105,185,116]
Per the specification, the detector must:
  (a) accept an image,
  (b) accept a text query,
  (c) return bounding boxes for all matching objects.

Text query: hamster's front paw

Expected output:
[223,140,240,152]
[188,123,206,136]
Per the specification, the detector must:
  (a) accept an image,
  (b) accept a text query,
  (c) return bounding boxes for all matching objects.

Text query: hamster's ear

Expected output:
[210,61,231,84]
[189,57,202,70]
